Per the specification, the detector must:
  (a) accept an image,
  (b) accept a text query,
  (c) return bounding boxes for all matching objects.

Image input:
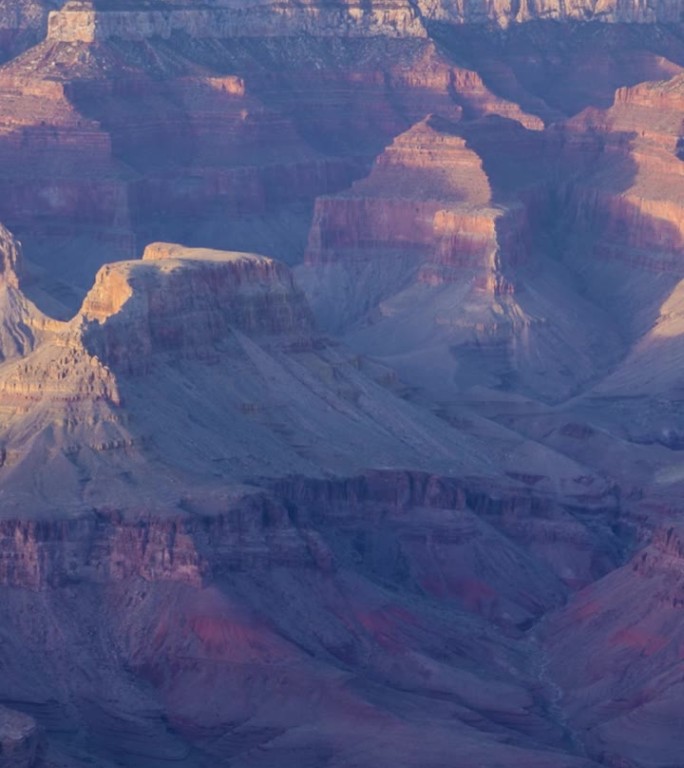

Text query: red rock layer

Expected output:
[0,468,620,766]
[0,24,559,315]
[544,523,684,766]
[300,113,542,345]
[559,68,684,265]
[81,244,314,373]
[304,116,505,284]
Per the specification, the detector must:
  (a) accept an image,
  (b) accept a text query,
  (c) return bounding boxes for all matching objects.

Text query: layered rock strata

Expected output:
[421,0,684,24]
[544,524,684,766]
[47,0,427,41]
[44,0,684,44]
[0,490,605,768]
[299,113,624,400]
[0,241,524,516]
[2,9,684,319]
[0,236,624,766]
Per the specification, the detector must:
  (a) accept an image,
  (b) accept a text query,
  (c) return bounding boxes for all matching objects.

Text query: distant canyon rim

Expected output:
[0,2,684,767]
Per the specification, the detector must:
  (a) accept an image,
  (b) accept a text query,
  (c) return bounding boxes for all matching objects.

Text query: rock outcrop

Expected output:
[0,6,683,320]
[0,706,40,768]
[0,236,625,767]
[47,0,427,41]
[0,0,58,62]
[419,0,684,24]
[0,241,533,516]
[298,113,624,401]
[43,0,684,43]
[80,243,314,372]
[543,524,684,767]
[0,223,51,361]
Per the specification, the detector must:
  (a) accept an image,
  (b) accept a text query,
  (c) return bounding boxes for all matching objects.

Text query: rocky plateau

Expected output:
[0,2,684,768]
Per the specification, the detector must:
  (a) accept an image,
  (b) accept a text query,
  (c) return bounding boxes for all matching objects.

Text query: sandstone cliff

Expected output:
[47,0,427,41]
[298,113,624,401]
[544,523,684,766]
[419,0,684,24]
[0,236,624,767]
[0,7,683,322]
[0,241,533,517]
[44,0,684,43]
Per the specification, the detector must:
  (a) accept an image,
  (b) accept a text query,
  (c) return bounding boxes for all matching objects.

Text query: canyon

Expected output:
[0,1,684,767]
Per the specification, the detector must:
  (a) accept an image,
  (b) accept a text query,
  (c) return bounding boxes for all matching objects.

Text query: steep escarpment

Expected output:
[80,243,314,372]
[47,0,427,41]
[0,223,52,361]
[43,0,684,42]
[300,115,503,328]
[543,524,684,767]
[0,235,628,768]
[419,0,684,24]
[0,241,535,516]
[1,9,682,318]
[0,468,619,768]
[299,113,624,401]
[0,0,59,62]
[525,70,684,403]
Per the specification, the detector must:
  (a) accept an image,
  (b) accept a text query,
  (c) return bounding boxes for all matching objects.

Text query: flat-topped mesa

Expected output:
[304,116,525,289]
[80,243,314,372]
[47,0,427,42]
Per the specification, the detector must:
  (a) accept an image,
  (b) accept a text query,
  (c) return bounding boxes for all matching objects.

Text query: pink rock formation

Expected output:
[298,113,623,400]
[543,524,684,766]
[0,236,624,767]
[2,5,684,768]
[0,240,538,517]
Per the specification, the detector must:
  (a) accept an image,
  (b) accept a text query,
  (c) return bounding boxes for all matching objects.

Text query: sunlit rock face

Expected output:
[419,0,684,23]
[2,1,684,767]
[46,0,427,42]
[297,111,625,402]
[80,244,314,372]
[0,235,624,767]
[1,1,684,322]
[44,0,684,43]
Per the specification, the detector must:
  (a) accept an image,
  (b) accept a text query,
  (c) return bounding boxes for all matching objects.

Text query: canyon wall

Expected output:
[45,0,684,44]
[0,468,620,767]
[47,1,427,41]
[0,0,57,61]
